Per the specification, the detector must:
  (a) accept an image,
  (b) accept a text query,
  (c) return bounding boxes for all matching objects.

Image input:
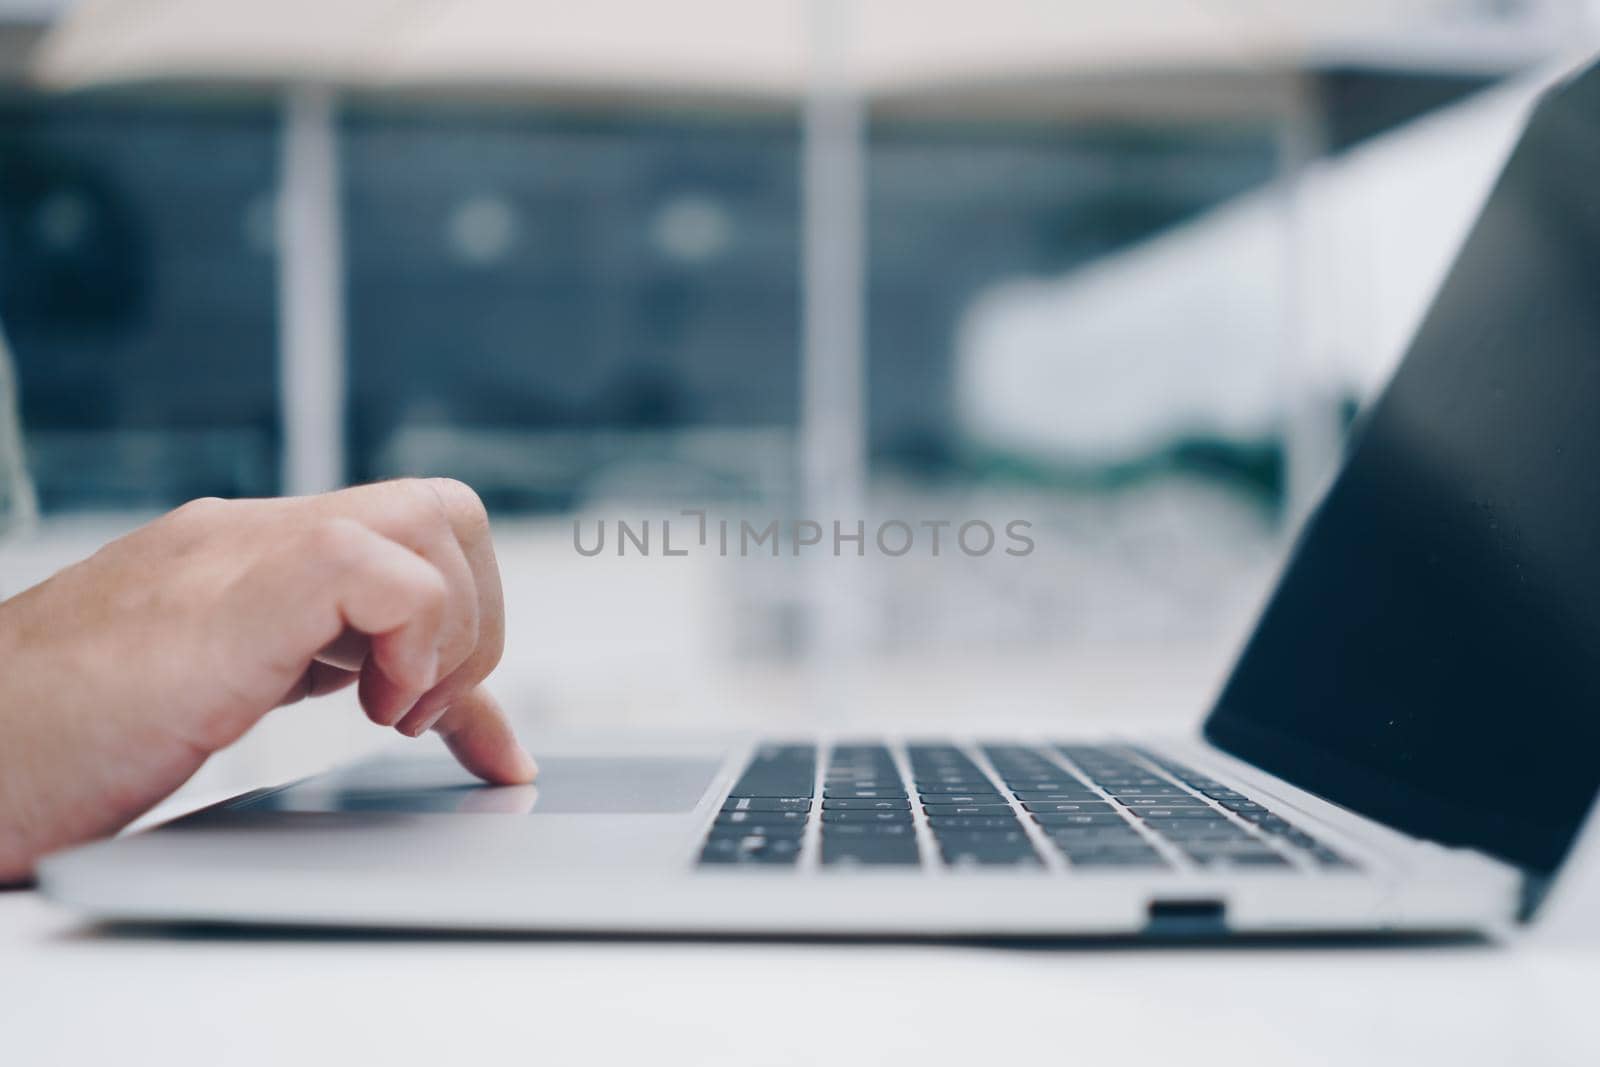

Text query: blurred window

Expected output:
[342,107,803,512]
[0,72,1494,516]
[0,93,279,510]
[866,120,1278,480]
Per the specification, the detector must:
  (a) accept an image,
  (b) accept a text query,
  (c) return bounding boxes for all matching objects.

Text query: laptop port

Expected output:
[1145,899,1227,937]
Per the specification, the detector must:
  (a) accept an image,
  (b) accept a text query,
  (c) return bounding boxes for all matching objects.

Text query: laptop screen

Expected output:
[1204,59,1600,883]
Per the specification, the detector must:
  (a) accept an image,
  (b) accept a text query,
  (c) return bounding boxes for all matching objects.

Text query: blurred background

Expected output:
[0,0,1597,797]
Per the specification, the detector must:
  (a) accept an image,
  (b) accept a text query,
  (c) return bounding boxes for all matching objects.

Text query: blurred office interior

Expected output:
[0,1,1597,788]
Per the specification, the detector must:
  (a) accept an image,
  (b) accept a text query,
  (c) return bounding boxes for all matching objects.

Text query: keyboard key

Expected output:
[928,816,1021,830]
[822,842,921,866]
[821,798,911,811]
[914,782,998,794]
[1184,851,1280,870]
[1011,783,1100,793]
[1001,780,1082,792]
[716,810,809,827]
[1181,844,1280,863]
[1186,850,1292,869]
[1103,786,1186,797]
[704,829,805,847]
[699,835,803,865]
[698,852,796,866]
[823,788,908,800]
[1041,825,1146,843]
[1049,839,1152,855]
[1141,818,1245,835]
[908,746,986,766]
[1159,835,1257,850]
[1066,854,1169,869]
[1021,801,1116,814]
[1230,808,1278,825]
[941,846,1043,867]
[1031,812,1129,827]
[912,794,1004,806]
[923,803,1014,816]
[729,745,817,799]
[705,831,807,848]
[1181,837,1278,854]
[1060,847,1168,867]
[932,830,1030,846]
[1130,807,1228,820]
[721,797,812,812]
[707,821,807,839]
[1152,823,1251,838]
[1114,796,1210,808]
[822,821,914,836]
[822,810,914,824]
[1053,836,1160,856]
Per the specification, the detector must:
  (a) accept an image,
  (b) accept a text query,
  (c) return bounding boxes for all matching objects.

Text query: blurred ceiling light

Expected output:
[651,195,732,265]
[33,189,92,252]
[33,0,1567,97]
[446,193,519,266]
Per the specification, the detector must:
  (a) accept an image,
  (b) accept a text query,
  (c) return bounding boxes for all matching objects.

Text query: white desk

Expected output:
[3,888,1599,1067]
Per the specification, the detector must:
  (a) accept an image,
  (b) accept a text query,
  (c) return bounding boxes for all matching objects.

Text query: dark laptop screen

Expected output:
[1204,60,1600,881]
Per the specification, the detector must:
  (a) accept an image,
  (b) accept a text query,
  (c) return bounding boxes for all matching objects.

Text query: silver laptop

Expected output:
[38,58,1600,938]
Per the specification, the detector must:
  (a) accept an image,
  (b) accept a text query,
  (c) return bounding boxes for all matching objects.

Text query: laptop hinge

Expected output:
[1516,871,1552,923]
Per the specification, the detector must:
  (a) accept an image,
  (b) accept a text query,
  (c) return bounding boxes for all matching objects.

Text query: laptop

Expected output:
[38,57,1600,937]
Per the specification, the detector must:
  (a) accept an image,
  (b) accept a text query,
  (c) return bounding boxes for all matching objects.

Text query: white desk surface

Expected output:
[3,888,1599,1067]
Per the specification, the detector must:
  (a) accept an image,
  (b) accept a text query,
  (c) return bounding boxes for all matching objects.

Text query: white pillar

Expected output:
[1276,74,1343,529]
[0,326,37,539]
[801,0,868,665]
[278,85,347,497]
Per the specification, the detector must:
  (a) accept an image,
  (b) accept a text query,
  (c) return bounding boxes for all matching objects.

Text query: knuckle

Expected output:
[403,560,451,620]
[168,495,228,527]
[421,565,451,609]
[303,516,367,564]
[424,477,490,535]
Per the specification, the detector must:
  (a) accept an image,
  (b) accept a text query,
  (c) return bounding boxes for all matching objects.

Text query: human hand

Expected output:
[0,479,535,883]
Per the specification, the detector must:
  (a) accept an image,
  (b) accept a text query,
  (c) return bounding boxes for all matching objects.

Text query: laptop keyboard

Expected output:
[699,742,1359,872]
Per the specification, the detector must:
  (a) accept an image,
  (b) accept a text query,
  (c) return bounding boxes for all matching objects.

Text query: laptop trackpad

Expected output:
[243,756,721,815]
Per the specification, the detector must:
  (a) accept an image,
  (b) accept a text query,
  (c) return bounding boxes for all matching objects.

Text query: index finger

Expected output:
[305,480,507,727]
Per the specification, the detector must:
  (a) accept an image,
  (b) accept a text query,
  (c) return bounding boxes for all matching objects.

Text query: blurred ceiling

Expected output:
[31,0,1580,106]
